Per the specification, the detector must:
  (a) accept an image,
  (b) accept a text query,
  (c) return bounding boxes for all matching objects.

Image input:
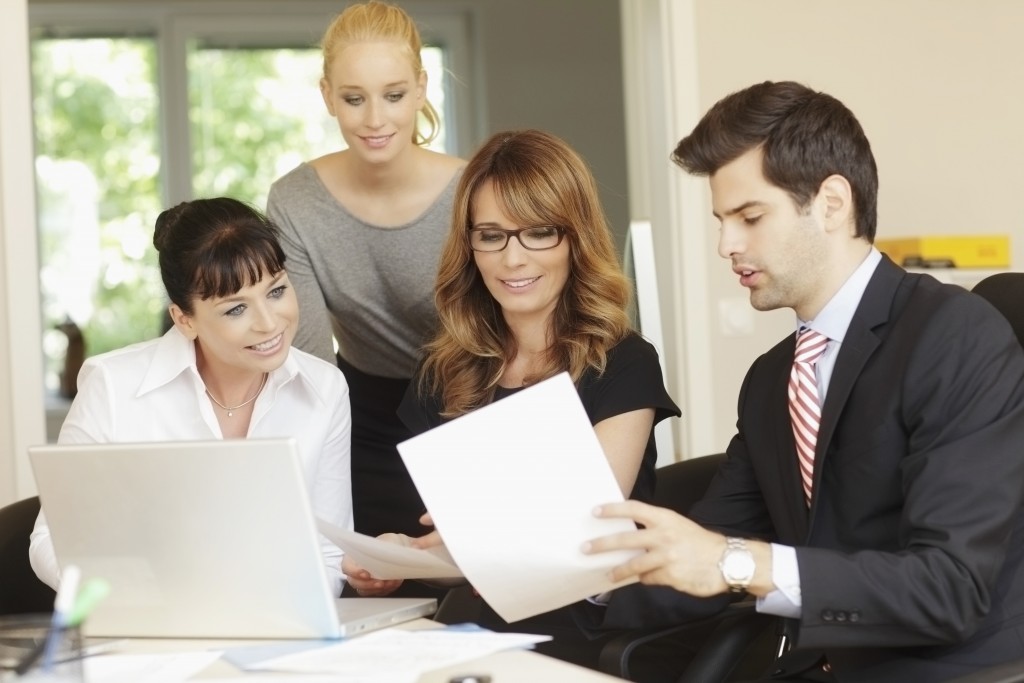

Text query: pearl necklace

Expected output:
[206,373,268,417]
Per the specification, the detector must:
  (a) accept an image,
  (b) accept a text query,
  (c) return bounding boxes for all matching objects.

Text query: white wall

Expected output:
[625,0,1024,457]
[469,0,630,246]
[0,0,48,506]
[620,0,715,460]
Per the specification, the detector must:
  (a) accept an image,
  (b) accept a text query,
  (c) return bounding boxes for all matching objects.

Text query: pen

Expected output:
[41,564,80,672]
[19,578,113,674]
[66,578,112,628]
[15,564,80,675]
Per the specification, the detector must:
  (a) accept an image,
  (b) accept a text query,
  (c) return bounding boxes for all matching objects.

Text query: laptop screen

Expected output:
[30,438,346,639]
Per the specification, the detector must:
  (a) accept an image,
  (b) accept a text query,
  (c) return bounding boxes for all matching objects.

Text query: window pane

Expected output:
[188,46,334,207]
[32,37,165,394]
[30,35,455,398]
[421,46,447,153]
[188,44,450,208]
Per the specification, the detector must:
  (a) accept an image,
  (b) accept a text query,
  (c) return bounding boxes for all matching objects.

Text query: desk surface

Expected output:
[97,619,624,682]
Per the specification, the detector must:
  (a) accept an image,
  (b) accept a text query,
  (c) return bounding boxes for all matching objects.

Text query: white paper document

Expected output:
[199,677,350,683]
[397,372,640,623]
[250,627,549,682]
[316,519,463,580]
[84,651,223,683]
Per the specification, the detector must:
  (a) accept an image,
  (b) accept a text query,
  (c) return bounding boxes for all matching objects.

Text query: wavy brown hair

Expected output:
[421,129,631,417]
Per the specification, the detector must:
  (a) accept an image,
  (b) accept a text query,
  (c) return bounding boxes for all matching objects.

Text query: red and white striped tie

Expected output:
[788,328,829,506]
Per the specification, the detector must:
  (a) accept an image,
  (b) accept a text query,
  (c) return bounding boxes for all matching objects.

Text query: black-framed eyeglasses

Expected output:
[467,225,566,252]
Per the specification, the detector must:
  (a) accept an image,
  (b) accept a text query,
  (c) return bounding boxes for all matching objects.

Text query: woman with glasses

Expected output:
[265,1,464,584]
[345,128,680,669]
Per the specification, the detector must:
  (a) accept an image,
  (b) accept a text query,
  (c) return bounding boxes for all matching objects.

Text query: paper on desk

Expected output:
[251,627,548,681]
[200,677,364,683]
[397,372,640,623]
[84,650,223,683]
[199,677,353,683]
[316,519,463,580]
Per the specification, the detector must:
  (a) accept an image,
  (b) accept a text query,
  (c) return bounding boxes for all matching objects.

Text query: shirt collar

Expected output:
[137,327,198,397]
[137,327,326,406]
[797,247,882,343]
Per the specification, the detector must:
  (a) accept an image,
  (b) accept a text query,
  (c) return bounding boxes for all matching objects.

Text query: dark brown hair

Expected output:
[153,198,286,314]
[673,80,878,240]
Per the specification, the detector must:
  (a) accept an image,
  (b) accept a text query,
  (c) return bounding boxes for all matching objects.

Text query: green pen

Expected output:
[13,576,109,675]
[66,578,112,627]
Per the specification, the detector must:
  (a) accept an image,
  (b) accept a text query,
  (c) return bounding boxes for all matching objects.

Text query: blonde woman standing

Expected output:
[267,1,464,562]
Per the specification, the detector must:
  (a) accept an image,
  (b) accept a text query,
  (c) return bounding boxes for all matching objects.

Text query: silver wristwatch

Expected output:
[719,537,755,593]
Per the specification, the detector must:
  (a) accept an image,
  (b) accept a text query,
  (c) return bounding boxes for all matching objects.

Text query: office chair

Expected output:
[0,496,56,615]
[972,272,1024,348]
[946,657,1024,683]
[432,585,481,625]
[956,275,1024,683]
[597,454,778,682]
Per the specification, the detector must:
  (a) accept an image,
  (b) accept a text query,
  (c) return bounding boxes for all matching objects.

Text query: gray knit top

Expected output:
[267,163,462,378]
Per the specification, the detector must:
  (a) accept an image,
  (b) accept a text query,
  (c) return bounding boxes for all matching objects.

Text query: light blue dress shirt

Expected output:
[758,248,883,618]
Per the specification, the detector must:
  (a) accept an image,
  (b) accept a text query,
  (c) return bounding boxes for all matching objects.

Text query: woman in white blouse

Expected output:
[29,198,353,595]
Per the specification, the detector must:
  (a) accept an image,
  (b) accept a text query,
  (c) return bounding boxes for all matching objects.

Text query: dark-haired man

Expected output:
[587,81,1024,682]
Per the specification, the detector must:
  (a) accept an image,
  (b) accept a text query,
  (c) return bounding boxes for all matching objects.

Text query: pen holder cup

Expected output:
[0,614,84,682]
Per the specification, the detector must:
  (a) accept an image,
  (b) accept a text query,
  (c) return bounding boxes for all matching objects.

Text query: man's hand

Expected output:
[583,500,774,597]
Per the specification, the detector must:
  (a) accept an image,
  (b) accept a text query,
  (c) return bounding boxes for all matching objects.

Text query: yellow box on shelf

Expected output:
[876,235,1010,269]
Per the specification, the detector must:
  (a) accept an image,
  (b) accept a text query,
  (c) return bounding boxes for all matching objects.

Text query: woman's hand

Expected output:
[341,533,414,596]
[341,515,451,595]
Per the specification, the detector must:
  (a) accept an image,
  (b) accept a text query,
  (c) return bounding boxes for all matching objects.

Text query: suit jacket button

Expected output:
[836,611,848,622]
[850,610,861,622]
[822,610,834,621]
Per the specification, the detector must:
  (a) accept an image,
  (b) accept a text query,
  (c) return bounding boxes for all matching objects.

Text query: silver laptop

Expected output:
[29,438,435,639]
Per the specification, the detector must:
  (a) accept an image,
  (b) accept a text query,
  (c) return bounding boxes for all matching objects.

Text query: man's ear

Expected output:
[168,304,198,341]
[320,77,335,117]
[818,174,854,234]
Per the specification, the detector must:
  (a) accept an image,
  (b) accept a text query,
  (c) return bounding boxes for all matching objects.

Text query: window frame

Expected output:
[27,0,478,442]
[29,0,477,208]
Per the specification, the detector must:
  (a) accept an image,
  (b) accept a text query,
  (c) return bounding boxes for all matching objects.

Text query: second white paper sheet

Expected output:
[397,372,639,623]
[315,519,462,580]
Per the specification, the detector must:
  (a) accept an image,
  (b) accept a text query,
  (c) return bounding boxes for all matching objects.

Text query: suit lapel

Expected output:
[808,257,906,522]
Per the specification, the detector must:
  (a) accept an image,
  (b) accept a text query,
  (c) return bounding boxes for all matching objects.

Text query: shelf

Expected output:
[905,268,1010,290]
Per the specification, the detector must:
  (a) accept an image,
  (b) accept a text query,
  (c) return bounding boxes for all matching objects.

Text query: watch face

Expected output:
[722,549,756,584]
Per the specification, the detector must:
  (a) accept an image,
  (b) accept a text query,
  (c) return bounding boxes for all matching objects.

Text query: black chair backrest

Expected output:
[972,272,1024,348]
[653,453,726,516]
[0,496,56,615]
[947,656,1024,683]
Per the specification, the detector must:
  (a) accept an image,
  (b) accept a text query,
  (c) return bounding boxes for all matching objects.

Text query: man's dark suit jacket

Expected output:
[680,255,1024,682]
